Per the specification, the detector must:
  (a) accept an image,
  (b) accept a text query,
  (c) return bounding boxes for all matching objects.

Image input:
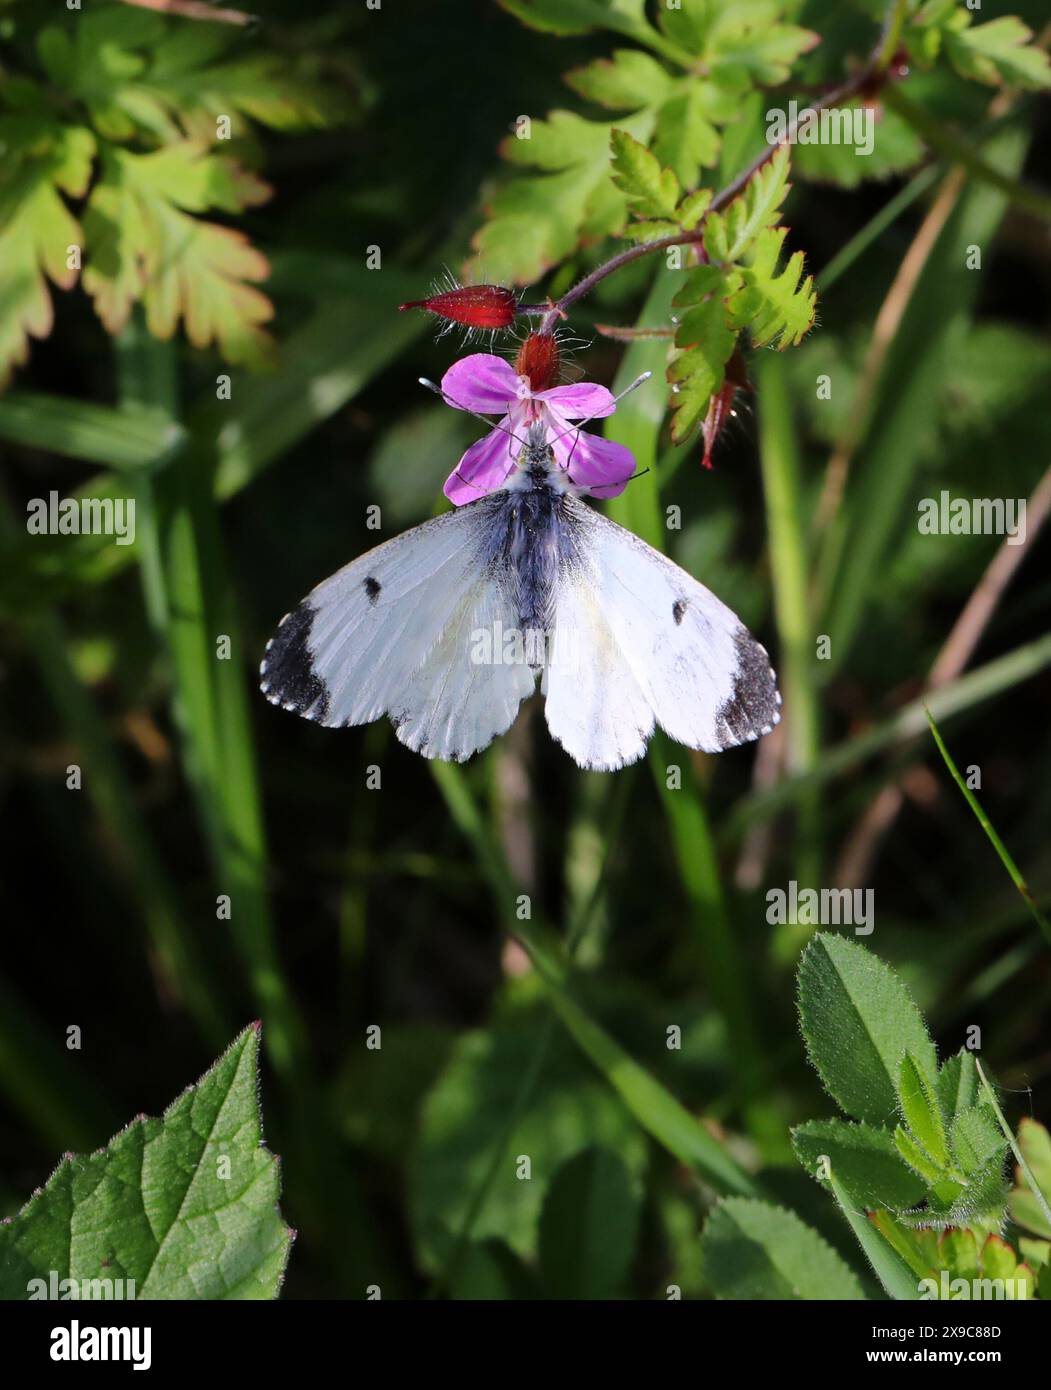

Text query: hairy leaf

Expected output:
[701,1198,865,1299]
[797,934,937,1126]
[0,1026,291,1300]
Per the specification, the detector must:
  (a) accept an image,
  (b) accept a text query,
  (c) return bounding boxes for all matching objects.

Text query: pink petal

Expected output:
[441,354,522,414]
[534,382,615,420]
[444,424,519,505]
[551,428,636,499]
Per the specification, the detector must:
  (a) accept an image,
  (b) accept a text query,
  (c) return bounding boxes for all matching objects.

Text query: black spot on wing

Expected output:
[672,598,687,626]
[259,602,331,723]
[714,628,782,748]
[364,576,381,604]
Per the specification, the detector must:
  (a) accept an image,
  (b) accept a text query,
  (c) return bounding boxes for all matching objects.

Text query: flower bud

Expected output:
[514,332,560,392]
[399,283,517,329]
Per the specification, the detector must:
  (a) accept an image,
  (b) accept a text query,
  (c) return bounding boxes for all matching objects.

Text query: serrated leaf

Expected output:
[898,1051,951,1168]
[937,1049,980,1121]
[676,186,712,230]
[704,145,791,264]
[38,10,350,145]
[0,1026,291,1300]
[945,16,1051,90]
[618,218,680,242]
[701,1198,865,1300]
[470,109,651,282]
[565,49,673,109]
[537,1147,640,1299]
[797,935,938,1127]
[726,226,815,347]
[707,3,818,84]
[610,128,680,218]
[0,121,95,387]
[792,1118,927,1211]
[82,144,275,368]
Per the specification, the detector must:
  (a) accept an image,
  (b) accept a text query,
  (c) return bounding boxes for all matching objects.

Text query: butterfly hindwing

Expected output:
[543,498,780,768]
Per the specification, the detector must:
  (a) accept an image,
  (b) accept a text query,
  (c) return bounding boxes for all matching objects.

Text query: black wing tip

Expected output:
[259,602,332,723]
[714,630,782,749]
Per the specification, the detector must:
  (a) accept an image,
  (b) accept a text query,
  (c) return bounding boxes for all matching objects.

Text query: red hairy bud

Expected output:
[514,332,560,392]
[399,284,517,329]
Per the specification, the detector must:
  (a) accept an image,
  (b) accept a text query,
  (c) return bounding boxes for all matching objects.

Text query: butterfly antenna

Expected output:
[546,371,653,446]
[418,378,528,448]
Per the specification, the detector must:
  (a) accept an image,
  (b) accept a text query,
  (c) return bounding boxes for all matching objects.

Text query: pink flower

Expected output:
[439,352,637,506]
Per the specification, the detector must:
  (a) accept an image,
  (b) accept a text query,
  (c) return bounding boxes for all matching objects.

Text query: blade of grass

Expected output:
[926,708,1051,948]
[0,393,183,469]
[756,351,820,897]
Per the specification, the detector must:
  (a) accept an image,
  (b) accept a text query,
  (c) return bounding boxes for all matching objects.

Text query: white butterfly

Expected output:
[260,424,781,771]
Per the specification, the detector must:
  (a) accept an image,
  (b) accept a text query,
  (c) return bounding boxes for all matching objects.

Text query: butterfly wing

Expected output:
[543,498,781,770]
[260,499,536,761]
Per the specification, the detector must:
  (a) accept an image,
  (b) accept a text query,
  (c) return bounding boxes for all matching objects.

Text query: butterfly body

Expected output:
[261,427,780,770]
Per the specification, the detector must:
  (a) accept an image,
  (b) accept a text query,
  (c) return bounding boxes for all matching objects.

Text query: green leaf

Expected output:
[0,392,182,470]
[0,1026,292,1299]
[469,109,652,283]
[704,145,791,263]
[951,1106,1005,1178]
[945,16,1051,90]
[937,1049,980,1121]
[894,1125,949,1186]
[651,86,720,184]
[797,934,938,1126]
[727,225,815,347]
[658,0,817,82]
[1008,1119,1051,1239]
[497,0,649,40]
[610,127,680,218]
[38,10,351,145]
[449,1239,539,1300]
[82,144,275,368]
[410,1011,648,1270]
[980,1234,1017,1283]
[939,1228,979,1280]
[701,1198,865,1300]
[793,101,925,188]
[898,1051,951,1168]
[667,288,738,441]
[792,1118,927,1211]
[565,49,674,109]
[537,1146,640,1298]
[0,120,95,387]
